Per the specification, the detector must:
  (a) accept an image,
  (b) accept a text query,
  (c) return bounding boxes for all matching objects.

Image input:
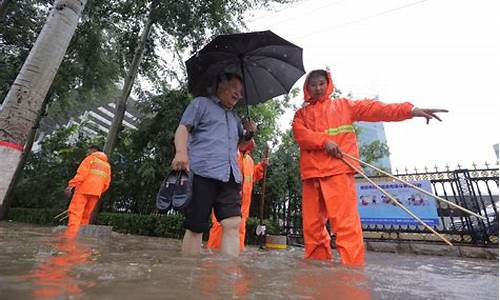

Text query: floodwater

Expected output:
[0,222,498,300]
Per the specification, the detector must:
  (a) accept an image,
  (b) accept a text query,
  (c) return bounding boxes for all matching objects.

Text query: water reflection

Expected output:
[23,236,95,299]
[1,222,497,300]
[292,260,372,300]
[195,257,252,299]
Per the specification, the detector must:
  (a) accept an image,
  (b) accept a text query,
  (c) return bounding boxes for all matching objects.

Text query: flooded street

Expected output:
[0,222,498,300]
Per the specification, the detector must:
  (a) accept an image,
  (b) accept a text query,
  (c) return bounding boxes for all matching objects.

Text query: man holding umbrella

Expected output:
[176,30,305,257]
[171,73,255,257]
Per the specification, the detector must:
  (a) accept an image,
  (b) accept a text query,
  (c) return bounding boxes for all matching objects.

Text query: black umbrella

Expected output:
[185,30,305,113]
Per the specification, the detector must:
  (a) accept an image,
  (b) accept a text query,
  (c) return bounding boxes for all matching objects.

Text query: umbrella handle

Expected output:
[239,55,250,117]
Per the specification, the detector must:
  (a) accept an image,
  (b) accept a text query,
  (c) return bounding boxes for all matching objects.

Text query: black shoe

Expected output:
[171,171,192,211]
[156,174,176,211]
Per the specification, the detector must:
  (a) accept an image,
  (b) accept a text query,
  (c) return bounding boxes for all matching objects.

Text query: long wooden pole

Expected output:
[259,145,270,225]
[257,144,270,249]
[53,209,68,220]
[343,152,486,220]
[341,157,453,246]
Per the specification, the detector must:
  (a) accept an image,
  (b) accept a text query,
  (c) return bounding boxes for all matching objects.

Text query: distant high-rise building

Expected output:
[494,143,499,160]
[32,101,141,152]
[355,121,391,173]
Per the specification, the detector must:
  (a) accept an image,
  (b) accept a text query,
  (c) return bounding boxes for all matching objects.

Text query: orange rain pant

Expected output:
[207,214,247,251]
[302,173,365,266]
[65,193,99,238]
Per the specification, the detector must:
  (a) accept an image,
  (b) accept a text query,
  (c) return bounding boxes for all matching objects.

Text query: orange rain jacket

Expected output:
[239,142,265,220]
[293,71,415,265]
[68,151,111,196]
[208,141,265,250]
[292,72,414,179]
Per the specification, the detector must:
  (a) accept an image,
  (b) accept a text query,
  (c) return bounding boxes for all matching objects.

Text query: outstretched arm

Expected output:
[349,99,414,122]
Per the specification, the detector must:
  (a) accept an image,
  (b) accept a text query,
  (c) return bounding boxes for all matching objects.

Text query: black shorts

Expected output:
[183,173,241,233]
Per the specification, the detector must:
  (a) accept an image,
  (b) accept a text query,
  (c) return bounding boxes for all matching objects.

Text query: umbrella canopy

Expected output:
[186,30,305,106]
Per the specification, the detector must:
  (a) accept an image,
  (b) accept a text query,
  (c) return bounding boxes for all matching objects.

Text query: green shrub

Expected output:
[6,208,280,244]
[96,212,185,239]
[6,208,60,226]
[7,208,184,239]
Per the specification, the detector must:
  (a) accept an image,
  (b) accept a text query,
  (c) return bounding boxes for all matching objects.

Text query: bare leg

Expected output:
[220,216,241,257]
[181,229,203,256]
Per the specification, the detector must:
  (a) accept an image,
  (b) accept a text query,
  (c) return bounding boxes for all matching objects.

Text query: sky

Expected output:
[244,0,499,172]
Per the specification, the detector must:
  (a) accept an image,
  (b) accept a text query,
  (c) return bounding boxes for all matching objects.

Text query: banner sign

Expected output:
[356,180,440,226]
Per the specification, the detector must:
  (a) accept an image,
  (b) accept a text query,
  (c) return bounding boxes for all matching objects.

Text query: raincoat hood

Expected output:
[303,70,335,103]
[90,151,108,162]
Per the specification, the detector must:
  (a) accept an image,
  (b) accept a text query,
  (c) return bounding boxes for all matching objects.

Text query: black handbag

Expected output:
[156,170,192,212]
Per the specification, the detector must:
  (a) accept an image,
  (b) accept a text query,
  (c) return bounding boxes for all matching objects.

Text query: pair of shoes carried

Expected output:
[156,170,191,212]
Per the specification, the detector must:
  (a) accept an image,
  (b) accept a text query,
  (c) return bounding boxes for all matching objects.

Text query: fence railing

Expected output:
[267,165,499,246]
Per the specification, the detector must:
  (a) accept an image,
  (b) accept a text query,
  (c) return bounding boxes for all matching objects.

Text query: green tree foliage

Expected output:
[6,0,295,216]
[257,130,302,234]
[103,0,293,155]
[12,87,291,215]
[355,125,391,174]
[0,0,50,101]
[1,0,127,134]
[359,140,390,166]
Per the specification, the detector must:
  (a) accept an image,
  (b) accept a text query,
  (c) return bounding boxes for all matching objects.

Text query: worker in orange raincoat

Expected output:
[207,139,267,251]
[64,145,111,237]
[292,69,447,265]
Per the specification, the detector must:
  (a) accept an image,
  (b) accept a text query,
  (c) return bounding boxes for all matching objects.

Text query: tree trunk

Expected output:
[103,8,154,157]
[90,6,155,224]
[1,92,52,218]
[0,0,87,220]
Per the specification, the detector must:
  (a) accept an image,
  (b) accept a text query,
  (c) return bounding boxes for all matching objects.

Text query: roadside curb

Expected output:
[365,240,498,260]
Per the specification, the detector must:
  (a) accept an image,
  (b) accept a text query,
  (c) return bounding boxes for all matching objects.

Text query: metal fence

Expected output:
[267,164,499,246]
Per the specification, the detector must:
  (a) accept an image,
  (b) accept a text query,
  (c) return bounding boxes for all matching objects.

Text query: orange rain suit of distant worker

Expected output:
[208,140,265,250]
[65,150,111,237]
[292,71,414,266]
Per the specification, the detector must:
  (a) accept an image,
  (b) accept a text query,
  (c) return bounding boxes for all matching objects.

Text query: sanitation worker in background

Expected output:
[64,145,111,237]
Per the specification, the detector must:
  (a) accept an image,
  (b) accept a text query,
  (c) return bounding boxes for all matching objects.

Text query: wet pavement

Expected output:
[0,221,498,299]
